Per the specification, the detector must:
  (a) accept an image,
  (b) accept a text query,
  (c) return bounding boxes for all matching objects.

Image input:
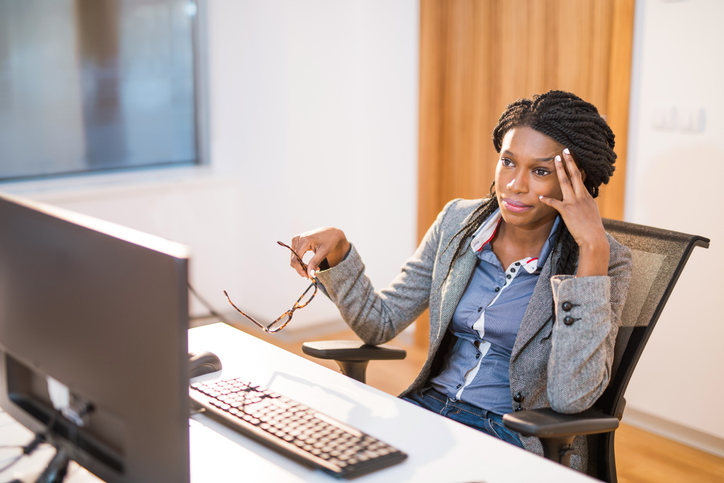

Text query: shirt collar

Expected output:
[469,209,561,273]
[470,209,502,253]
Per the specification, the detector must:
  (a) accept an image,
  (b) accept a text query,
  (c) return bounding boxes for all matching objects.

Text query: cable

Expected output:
[36,447,70,483]
[188,282,232,325]
[22,434,44,455]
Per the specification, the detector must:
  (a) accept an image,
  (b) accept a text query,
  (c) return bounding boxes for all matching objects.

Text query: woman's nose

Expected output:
[507,176,527,192]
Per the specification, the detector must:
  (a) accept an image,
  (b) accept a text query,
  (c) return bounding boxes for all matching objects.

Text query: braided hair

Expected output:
[444,90,616,282]
[493,90,616,198]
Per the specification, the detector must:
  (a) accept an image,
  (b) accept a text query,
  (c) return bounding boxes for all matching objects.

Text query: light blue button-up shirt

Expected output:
[429,209,560,415]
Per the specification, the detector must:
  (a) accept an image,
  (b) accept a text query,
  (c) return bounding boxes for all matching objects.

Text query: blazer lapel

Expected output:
[510,248,556,361]
[435,244,477,341]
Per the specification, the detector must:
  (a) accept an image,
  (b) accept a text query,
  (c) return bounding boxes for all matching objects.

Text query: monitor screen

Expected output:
[0,192,190,482]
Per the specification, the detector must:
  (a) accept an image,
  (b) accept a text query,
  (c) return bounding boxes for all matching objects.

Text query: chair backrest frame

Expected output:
[589,218,709,482]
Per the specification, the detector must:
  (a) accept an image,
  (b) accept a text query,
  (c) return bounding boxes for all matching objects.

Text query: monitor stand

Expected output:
[35,447,70,483]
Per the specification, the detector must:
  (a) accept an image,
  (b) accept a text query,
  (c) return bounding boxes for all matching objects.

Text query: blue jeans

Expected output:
[402,387,524,448]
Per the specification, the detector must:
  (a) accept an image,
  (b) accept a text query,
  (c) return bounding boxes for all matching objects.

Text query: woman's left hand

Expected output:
[539,148,610,277]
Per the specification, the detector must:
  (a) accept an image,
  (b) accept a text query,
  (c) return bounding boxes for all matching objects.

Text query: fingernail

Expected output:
[563,148,570,155]
[309,269,317,279]
[539,195,544,200]
[555,155,562,162]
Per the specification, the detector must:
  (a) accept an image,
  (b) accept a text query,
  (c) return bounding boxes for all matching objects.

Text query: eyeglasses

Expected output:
[224,241,318,334]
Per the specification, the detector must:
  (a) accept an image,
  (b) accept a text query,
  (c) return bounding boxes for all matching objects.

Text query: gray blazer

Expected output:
[316,198,633,472]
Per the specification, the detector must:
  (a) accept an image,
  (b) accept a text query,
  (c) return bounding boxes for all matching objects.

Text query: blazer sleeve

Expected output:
[314,200,457,346]
[546,235,633,413]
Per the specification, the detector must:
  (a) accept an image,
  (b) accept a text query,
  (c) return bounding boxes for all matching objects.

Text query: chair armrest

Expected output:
[302,340,406,361]
[503,408,620,466]
[302,340,406,384]
[503,407,619,438]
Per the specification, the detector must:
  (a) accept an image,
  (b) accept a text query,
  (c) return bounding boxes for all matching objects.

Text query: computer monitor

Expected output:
[0,192,190,482]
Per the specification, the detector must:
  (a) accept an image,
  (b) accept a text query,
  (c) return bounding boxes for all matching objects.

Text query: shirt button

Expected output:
[506,274,511,279]
[475,352,481,359]
[562,301,573,311]
[515,262,520,266]
[510,268,516,273]
[477,307,483,312]
[564,316,575,325]
[456,384,462,389]
[494,287,500,292]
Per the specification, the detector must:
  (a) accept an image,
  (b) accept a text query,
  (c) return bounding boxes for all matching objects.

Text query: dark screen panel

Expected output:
[0,193,190,483]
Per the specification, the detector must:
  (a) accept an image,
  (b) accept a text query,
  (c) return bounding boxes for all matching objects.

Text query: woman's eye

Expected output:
[501,158,513,167]
[533,168,550,176]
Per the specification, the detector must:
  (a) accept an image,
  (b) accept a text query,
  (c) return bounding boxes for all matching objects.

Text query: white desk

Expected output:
[188,323,594,482]
[1,323,595,482]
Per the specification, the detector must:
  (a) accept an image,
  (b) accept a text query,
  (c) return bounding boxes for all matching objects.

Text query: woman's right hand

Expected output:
[290,227,350,279]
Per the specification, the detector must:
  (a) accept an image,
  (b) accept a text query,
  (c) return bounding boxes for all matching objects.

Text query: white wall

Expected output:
[1,0,419,330]
[206,0,419,329]
[623,0,724,449]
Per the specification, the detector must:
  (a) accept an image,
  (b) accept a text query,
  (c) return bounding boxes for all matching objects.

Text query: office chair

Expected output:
[302,219,709,482]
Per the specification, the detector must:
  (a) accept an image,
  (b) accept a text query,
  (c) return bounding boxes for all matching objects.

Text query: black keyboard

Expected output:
[189,377,407,479]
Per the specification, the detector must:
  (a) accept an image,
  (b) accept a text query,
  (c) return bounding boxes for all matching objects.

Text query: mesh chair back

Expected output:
[587,219,709,481]
[597,219,709,416]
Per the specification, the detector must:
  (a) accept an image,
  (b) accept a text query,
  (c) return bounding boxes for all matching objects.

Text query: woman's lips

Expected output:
[502,198,532,213]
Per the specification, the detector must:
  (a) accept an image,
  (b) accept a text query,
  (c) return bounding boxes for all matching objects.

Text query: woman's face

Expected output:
[495,126,566,233]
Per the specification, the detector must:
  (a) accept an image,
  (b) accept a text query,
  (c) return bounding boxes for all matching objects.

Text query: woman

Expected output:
[288,90,632,472]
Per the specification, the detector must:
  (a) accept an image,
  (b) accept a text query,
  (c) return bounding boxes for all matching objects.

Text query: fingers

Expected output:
[288,228,348,279]
[289,235,311,279]
[294,234,332,279]
[544,148,608,253]
[553,153,574,199]
[540,147,590,212]
[305,251,328,279]
[561,148,586,193]
[551,148,585,200]
[538,193,561,210]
